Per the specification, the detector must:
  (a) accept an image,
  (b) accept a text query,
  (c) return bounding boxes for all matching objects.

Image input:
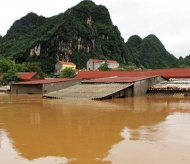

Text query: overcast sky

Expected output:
[0,0,190,58]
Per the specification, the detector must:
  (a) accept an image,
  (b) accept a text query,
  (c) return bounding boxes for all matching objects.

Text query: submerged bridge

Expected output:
[43,83,133,100]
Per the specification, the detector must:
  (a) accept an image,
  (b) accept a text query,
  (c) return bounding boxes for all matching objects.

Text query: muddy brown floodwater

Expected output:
[0,93,190,164]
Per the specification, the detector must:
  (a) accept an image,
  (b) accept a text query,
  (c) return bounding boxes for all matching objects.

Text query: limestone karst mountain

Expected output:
[0,0,179,73]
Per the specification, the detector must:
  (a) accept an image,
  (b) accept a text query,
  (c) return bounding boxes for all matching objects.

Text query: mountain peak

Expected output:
[6,12,45,37]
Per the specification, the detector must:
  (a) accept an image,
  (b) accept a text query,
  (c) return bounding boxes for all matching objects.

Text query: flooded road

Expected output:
[0,93,190,164]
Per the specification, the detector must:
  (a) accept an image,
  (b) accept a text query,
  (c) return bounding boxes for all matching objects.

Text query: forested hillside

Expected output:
[126,35,178,69]
[0,0,187,74]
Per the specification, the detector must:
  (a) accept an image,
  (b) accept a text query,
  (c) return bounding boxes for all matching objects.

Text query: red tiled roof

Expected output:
[141,68,190,78]
[106,60,119,64]
[76,68,190,79]
[12,78,81,85]
[90,59,118,64]
[59,61,76,65]
[17,72,38,80]
[1,72,43,81]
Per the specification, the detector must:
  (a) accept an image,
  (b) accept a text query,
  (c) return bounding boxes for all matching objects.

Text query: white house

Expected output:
[86,59,119,70]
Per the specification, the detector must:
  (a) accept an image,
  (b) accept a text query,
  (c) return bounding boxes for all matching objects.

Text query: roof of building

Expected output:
[76,68,190,79]
[82,76,158,83]
[17,72,40,81]
[43,83,132,100]
[58,61,76,65]
[89,59,119,64]
[11,78,81,85]
[1,72,43,81]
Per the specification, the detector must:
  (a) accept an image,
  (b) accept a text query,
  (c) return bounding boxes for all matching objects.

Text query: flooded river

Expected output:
[0,93,190,164]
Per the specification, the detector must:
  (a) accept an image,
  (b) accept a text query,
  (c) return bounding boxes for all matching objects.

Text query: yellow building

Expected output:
[55,61,76,74]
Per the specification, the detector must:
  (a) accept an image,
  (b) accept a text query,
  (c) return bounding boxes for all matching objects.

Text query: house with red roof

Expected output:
[55,61,76,74]
[0,72,43,84]
[44,75,166,100]
[11,78,82,94]
[0,72,43,92]
[86,59,119,70]
[17,72,44,81]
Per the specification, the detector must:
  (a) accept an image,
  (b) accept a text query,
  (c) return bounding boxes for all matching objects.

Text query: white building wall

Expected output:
[108,63,119,69]
[55,62,62,74]
[94,62,103,70]
[87,59,119,70]
[87,60,93,70]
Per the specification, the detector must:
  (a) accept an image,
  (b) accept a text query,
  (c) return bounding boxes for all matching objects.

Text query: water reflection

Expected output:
[104,113,190,164]
[0,130,69,164]
[0,94,190,163]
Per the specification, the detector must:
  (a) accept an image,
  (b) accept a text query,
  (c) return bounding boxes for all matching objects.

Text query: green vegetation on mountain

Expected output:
[138,35,178,69]
[0,0,128,73]
[0,0,187,74]
[125,34,180,69]
[125,35,142,67]
[178,55,190,67]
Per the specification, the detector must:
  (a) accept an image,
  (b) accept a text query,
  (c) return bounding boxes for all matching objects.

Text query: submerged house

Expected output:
[10,68,190,99]
[0,72,43,91]
[43,76,165,100]
[86,59,119,70]
[148,78,190,96]
[11,78,82,94]
[55,61,76,74]
[0,72,43,81]
[44,68,190,100]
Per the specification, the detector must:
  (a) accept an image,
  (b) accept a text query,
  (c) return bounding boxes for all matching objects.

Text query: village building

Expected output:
[7,68,190,99]
[11,78,82,94]
[0,72,44,92]
[0,72,43,82]
[86,59,119,70]
[76,68,190,79]
[17,72,44,81]
[148,78,190,96]
[55,61,76,74]
[44,68,190,100]
[43,76,165,100]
